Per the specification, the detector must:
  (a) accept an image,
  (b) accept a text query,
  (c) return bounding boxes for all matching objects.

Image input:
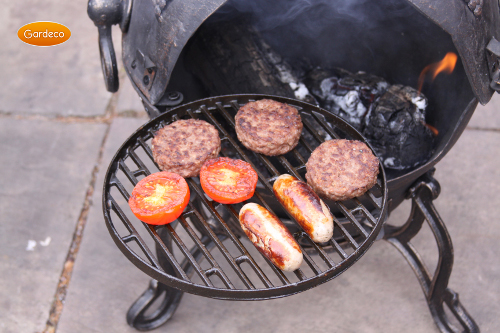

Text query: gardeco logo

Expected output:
[18,21,71,47]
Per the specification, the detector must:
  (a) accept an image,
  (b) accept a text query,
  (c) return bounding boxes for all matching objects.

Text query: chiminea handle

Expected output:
[87,0,132,92]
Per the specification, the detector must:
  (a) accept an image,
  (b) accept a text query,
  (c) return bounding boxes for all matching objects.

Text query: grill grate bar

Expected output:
[300,233,336,268]
[137,137,155,160]
[187,179,274,289]
[276,156,304,181]
[364,188,383,210]
[109,196,161,269]
[183,204,252,288]
[328,238,349,259]
[254,154,281,177]
[145,225,191,281]
[352,199,378,228]
[366,180,382,209]
[291,148,307,165]
[294,269,307,280]
[298,136,314,153]
[110,176,131,200]
[310,111,342,140]
[128,149,151,177]
[298,242,323,275]
[229,101,242,119]
[121,234,135,243]
[302,118,328,144]
[163,223,215,287]
[332,215,359,249]
[336,202,370,238]
[177,215,236,289]
[118,159,138,185]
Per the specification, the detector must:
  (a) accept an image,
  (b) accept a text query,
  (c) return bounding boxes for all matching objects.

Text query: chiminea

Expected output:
[88,0,500,332]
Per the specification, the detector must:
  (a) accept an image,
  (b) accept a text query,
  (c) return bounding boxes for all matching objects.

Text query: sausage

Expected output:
[239,203,303,272]
[273,174,334,243]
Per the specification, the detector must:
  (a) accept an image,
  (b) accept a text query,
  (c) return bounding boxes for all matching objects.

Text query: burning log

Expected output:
[362,85,435,169]
[304,68,389,130]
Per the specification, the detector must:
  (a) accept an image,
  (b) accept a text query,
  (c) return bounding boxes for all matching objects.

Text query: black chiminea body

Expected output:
[88,0,500,332]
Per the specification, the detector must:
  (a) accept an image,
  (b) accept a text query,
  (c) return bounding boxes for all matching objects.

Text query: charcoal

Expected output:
[362,84,435,169]
[304,68,388,129]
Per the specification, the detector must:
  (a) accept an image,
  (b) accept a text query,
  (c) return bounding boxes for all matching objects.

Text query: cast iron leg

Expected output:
[126,227,184,331]
[126,278,184,331]
[383,170,479,333]
[126,227,218,331]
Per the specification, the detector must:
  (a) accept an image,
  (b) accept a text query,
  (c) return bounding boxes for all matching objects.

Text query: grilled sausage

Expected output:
[273,174,333,243]
[239,203,303,272]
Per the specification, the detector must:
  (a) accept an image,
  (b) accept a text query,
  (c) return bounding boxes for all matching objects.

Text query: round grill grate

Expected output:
[103,94,387,300]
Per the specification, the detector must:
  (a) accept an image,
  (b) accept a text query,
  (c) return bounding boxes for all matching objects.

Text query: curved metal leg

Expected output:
[127,225,218,331]
[126,226,184,330]
[126,279,184,331]
[383,170,479,333]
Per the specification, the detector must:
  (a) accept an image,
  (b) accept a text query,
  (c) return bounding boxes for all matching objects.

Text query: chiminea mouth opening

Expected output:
[162,0,476,194]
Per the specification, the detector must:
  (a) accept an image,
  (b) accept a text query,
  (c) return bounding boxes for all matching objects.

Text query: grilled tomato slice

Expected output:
[200,157,258,204]
[128,172,190,225]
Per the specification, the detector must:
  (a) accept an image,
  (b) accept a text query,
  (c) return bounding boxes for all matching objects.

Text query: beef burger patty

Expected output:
[305,139,379,201]
[152,119,221,178]
[235,99,303,156]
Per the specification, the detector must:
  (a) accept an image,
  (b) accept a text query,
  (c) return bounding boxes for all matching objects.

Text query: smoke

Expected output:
[212,0,414,36]
[208,0,457,89]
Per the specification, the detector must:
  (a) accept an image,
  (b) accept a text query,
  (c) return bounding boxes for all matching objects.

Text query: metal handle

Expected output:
[87,0,132,92]
[97,25,119,92]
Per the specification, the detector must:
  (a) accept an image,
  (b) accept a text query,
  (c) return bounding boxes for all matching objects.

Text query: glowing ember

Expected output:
[418,52,458,93]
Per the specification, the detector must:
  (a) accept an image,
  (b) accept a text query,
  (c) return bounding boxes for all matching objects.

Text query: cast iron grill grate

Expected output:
[103,94,387,300]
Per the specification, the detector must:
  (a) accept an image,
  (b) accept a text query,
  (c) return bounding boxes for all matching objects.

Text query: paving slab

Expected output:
[468,93,500,129]
[58,104,500,333]
[0,0,121,117]
[0,118,107,333]
[57,117,152,333]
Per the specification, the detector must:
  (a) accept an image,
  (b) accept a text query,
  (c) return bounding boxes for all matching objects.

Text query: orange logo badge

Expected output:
[18,21,71,47]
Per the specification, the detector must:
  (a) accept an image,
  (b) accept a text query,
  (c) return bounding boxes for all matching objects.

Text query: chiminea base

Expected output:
[126,170,479,333]
[383,170,479,333]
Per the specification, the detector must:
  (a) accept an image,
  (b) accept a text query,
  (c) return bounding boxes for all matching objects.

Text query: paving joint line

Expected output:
[0,110,145,123]
[465,126,500,133]
[41,92,119,333]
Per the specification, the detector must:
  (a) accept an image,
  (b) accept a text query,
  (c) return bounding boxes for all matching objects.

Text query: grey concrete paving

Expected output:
[55,117,155,333]
[56,99,500,332]
[0,1,115,117]
[469,93,500,129]
[0,118,107,333]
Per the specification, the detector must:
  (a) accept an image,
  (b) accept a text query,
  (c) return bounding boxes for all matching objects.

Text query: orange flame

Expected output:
[417,52,458,93]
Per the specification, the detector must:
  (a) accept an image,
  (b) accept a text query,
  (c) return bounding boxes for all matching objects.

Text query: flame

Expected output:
[417,52,458,93]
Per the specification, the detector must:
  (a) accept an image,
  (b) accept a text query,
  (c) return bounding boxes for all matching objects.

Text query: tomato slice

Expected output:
[200,157,258,204]
[128,172,190,225]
